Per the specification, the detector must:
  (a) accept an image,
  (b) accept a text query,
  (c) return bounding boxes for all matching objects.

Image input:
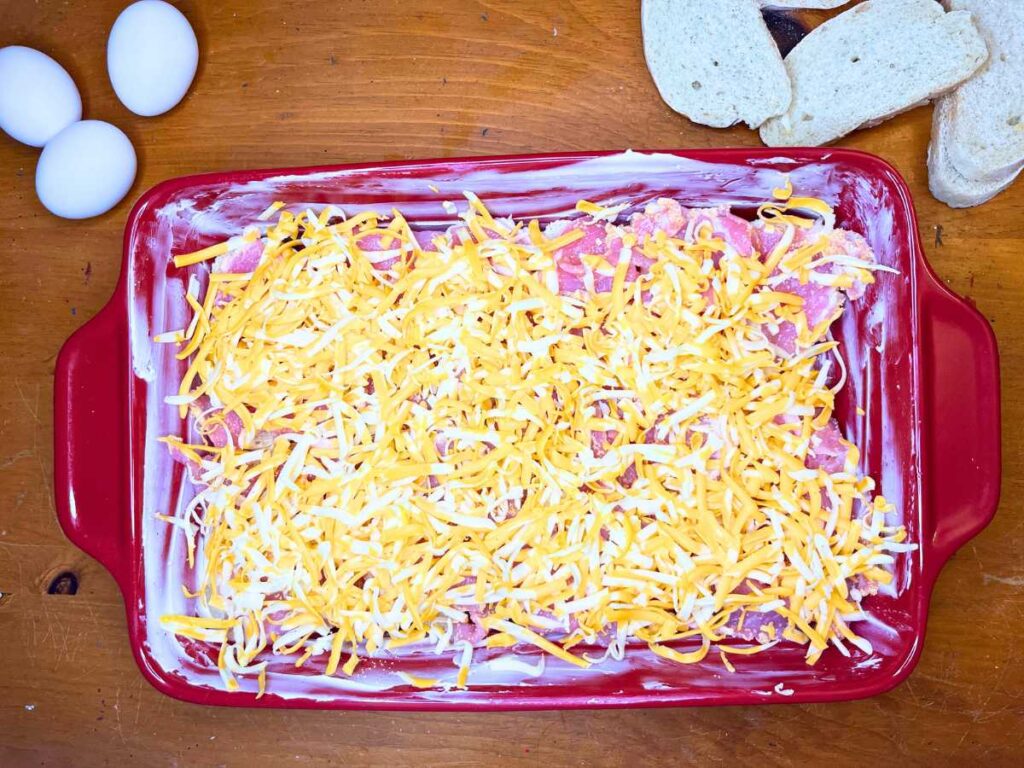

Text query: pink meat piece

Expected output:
[192,395,245,449]
[643,415,668,444]
[751,223,785,258]
[630,198,687,241]
[445,224,471,246]
[356,231,399,251]
[412,229,440,252]
[763,319,799,355]
[819,486,833,513]
[684,416,722,461]
[592,272,614,293]
[547,220,608,294]
[547,221,611,267]
[774,413,837,506]
[591,429,617,458]
[491,505,516,524]
[763,242,863,349]
[452,606,491,646]
[546,219,653,295]
[433,435,451,458]
[778,414,838,506]
[605,228,657,287]
[212,241,264,274]
[210,241,266,306]
[490,489,525,523]
[724,608,789,643]
[168,443,204,485]
[702,284,716,308]
[751,221,814,259]
[167,443,191,466]
[687,207,756,258]
[205,410,245,449]
[590,399,627,459]
[806,419,849,473]
[557,270,587,294]
[723,581,789,642]
[452,621,489,646]
[489,502,516,524]
[618,463,638,488]
[772,269,845,332]
[822,229,874,300]
[355,231,402,271]
[850,573,880,597]
[763,228,876,350]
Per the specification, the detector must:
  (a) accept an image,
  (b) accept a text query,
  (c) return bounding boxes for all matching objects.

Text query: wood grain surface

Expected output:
[1,1,1022,766]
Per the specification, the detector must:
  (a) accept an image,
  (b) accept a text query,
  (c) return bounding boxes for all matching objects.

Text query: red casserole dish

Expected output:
[54,149,1000,710]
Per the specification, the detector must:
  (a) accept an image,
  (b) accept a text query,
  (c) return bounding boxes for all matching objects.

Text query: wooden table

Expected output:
[1,2,1021,765]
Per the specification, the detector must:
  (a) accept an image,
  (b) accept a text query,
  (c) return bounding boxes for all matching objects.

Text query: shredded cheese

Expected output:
[158,192,910,696]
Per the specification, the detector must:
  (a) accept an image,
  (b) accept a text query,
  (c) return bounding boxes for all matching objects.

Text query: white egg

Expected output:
[35,121,137,220]
[0,46,82,147]
[107,0,199,117]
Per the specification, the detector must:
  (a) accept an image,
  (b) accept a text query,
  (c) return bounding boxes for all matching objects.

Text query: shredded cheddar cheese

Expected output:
[158,192,911,695]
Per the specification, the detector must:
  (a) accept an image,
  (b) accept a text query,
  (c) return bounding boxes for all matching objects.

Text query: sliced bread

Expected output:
[939,0,1024,183]
[759,1,852,8]
[759,0,988,147]
[641,0,791,129]
[928,97,1022,208]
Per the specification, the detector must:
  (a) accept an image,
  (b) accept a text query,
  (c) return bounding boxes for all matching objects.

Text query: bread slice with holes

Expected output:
[759,1,851,9]
[760,0,988,147]
[928,97,1022,208]
[937,0,1024,183]
[641,0,791,129]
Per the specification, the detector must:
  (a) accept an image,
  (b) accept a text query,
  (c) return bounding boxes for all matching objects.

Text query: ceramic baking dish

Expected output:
[54,149,1000,709]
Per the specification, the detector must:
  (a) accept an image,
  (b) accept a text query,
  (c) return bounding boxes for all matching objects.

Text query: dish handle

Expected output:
[54,299,130,587]
[920,275,1001,566]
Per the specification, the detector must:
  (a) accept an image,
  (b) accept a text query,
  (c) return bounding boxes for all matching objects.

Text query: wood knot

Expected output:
[47,571,79,596]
